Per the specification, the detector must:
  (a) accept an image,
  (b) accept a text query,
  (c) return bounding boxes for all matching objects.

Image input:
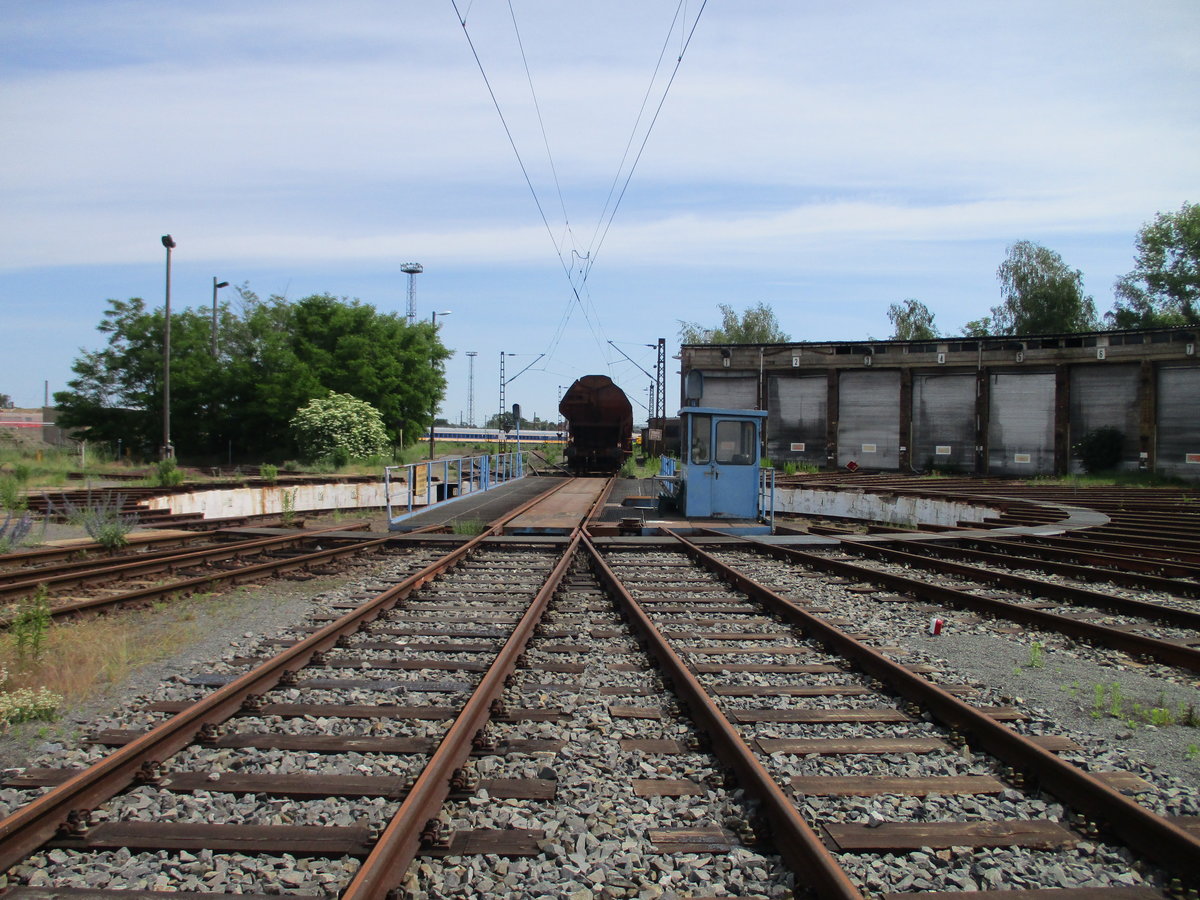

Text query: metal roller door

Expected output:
[988,372,1055,475]
[1069,364,1140,473]
[912,373,975,473]
[767,375,826,464]
[836,370,900,469]
[1157,366,1200,479]
[698,372,758,410]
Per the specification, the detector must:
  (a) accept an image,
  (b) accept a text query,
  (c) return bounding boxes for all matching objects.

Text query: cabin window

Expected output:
[715,420,756,465]
[690,415,712,465]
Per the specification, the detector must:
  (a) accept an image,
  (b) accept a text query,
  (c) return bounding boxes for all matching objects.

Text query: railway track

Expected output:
[0,475,1197,898]
[0,524,393,627]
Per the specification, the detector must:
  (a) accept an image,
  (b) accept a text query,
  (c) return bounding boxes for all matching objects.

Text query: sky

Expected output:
[2,1,1198,428]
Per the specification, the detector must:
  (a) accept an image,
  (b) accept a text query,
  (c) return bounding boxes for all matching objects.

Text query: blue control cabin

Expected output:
[658,407,770,525]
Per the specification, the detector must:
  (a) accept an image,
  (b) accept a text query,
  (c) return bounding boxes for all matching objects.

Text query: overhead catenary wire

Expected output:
[449,2,709,380]
[581,0,709,286]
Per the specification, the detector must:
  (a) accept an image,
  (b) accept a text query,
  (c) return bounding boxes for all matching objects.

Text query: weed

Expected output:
[1026,641,1045,668]
[1148,706,1175,727]
[1,476,30,512]
[0,510,34,553]
[260,463,279,484]
[1109,681,1124,718]
[12,586,52,664]
[154,457,184,487]
[280,489,298,526]
[1180,703,1199,727]
[45,491,138,553]
[0,683,62,728]
[451,518,486,536]
[1091,683,1106,719]
[1186,744,1199,760]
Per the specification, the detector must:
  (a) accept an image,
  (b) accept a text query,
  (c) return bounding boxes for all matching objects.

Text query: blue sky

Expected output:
[3,2,1197,426]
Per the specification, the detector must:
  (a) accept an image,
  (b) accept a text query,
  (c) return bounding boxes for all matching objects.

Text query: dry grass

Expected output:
[1,603,202,706]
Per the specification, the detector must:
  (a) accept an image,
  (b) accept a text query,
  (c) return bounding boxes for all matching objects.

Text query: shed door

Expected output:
[1157,366,1200,478]
[912,373,975,473]
[836,370,900,469]
[988,372,1055,475]
[768,374,826,465]
[1069,364,1140,473]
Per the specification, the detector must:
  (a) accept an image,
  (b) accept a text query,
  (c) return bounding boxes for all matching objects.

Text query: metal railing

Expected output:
[759,465,775,529]
[384,451,525,528]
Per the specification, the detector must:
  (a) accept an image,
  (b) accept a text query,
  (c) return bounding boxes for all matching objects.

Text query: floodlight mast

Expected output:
[401,262,423,324]
[465,351,478,427]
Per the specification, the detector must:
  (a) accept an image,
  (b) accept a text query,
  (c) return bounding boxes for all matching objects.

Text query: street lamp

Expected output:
[161,234,176,460]
[211,278,229,356]
[429,311,452,459]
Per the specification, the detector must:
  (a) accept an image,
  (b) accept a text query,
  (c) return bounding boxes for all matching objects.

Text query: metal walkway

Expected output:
[389,475,565,532]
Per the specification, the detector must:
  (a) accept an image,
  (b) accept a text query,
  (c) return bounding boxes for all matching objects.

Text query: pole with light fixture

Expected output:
[211,278,229,356]
[161,235,176,460]
[429,310,452,460]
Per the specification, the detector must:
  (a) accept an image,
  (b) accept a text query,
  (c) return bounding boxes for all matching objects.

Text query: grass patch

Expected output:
[0,600,204,714]
[450,518,487,536]
[1082,680,1200,730]
[1030,471,1189,489]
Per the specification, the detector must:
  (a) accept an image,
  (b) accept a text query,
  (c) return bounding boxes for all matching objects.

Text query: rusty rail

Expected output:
[671,529,1200,883]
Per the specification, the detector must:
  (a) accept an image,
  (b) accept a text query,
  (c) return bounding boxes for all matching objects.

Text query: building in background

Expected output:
[680,326,1199,479]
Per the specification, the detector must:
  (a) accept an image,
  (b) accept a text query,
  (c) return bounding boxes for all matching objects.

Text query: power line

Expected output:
[582,0,709,285]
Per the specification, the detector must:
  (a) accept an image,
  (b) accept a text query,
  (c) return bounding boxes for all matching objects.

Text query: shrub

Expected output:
[0,477,28,512]
[13,587,52,663]
[259,463,279,484]
[1074,426,1124,474]
[154,457,184,487]
[0,510,33,553]
[0,683,62,728]
[43,491,138,553]
[290,393,389,463]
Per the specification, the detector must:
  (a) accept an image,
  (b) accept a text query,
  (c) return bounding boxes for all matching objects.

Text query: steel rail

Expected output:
[0,523,373,600]
[584,533,866,900]
[0,531,213,572]
[344,475,614,898]
[669,530,1200,883]
[0,478,573,872]
[891,538,1200,597]
[0,535,393,629]
[989,532,1200,569]
[583,475,618,532]
[342,531,580,899]
[851,540,1200,626]
[744,539,1200,673]
[969,535,1200,579]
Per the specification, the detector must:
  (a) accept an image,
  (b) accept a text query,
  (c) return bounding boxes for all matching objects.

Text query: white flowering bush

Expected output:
[289,393,389,463]
[0,665,62,729]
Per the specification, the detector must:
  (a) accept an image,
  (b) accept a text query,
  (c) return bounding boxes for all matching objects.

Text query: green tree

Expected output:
[54,297,223,455]
[961,316,992,337]
[678,302,790,344]
[0,393,11,408]
[55,291,449,460]
[887,298,938,340]
[992,241,1098,335]
[289,392,389,462]
[1107,202,1200,328]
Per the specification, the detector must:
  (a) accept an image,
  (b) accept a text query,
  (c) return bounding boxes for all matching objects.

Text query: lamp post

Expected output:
[161,235,176,460]
[429,310,452,460]
[211,278,229,357]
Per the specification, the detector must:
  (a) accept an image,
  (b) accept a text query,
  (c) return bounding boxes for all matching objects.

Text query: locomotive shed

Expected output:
[0,472,1197,899]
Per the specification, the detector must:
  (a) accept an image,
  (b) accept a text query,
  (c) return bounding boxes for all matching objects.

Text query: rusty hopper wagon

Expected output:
[559,375,634,475]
